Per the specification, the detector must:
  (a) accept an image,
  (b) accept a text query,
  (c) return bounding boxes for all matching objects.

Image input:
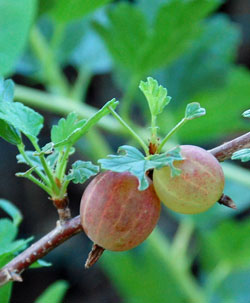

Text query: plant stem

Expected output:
[0,133,249,287]
[30,25,113,164]
[150,114,158,143]
[120,74,141,121]
[209,132,250,161]
[17,143,48,185]
[24,174,52,196]
[56,145,72,182]
[0,216,82,286]
[14,85,121,134]
[50,21,65,51]
[108,106,149,156]
[29,26,69,96]
[70,66,92,102]
[205,262,231,300]
[55,150,64,178]
[60,180,70,198]
[171,219,194,261]
[15,83,150,157]
[157,118,187,153]
[31,140,59,195]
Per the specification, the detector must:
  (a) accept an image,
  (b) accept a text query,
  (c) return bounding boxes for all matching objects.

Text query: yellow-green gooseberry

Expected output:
[153,145,224,214]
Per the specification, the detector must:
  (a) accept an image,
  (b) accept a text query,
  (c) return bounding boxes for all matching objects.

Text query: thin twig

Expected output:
[0,132,249,286]
[209,132,250,162]
[0,217,82,287]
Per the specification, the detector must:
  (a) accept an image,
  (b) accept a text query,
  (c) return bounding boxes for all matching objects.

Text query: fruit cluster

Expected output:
[80,145,224,252]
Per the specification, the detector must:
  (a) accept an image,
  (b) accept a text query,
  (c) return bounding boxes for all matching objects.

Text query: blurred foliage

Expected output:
[35,280,69,303]
[0,0,37,76]
[43,0,112,23]
[94,0,220,75]
[200,219,250,271]
[0,0,250,302]
[0,200,52,303]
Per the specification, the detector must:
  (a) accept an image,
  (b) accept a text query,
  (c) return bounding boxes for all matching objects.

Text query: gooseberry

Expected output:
[80,171,161,251]
[153,145,224,214]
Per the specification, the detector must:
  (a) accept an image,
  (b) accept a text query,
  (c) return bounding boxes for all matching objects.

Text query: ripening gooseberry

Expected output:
[80,171,161,251]
[153,145,224,214]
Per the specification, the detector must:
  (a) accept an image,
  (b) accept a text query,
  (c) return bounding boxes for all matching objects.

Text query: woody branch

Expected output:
[0,132,249,287]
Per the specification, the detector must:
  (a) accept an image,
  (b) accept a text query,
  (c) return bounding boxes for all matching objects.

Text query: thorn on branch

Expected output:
[218,194,236,209]
[4,269,23,284]
[85,244,105,269]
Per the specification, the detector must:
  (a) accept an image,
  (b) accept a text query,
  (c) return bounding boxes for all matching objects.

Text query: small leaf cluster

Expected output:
[0,75,206,197]
[99,145,184,190]
[98,77,206,189]
[0,78,118,200]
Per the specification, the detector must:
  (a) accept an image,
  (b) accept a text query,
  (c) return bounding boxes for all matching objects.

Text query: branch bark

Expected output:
[0,217,82,286]
[209,132,250,161]
[0,132,249,287]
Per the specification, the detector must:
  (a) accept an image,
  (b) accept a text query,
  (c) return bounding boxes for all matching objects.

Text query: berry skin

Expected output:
[80,171,161,251]
[153,145,225,214]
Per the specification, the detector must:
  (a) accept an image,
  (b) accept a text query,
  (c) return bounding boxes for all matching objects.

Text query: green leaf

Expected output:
[30,259,52,268]
[0,120,21,145]
[0,253,13,268]
[95,0,220,74]
[139,77,171,117]
[0,0,37,76]
[98,145,184,190]
[0,281,12,303]
[35,143,55,156]
[38,0,56,15]
[0,79,22,145]
[51,112,86,148]
[101,228,187,303]
[0,79,15,102]
[93,3,149,73]
[49,0,111,23]
[16,151,44,170]
[0,254,13,303]
[200,220,250,270]
[35,280,69,303]
[0,237,33,255]
[243,109,250,118]
[0,219,17,247]
[162,15,240,103]
[174,67,250,143]
[71,21,112,74]
[138,0,220,73]
[150,148,184,177]
[66,160,99,184]
[0,101,44,140]
[0,200,22,227]
[55,99,118,147]
[232,149,250,163]
[16,167,36,178]
[184,102,206,120]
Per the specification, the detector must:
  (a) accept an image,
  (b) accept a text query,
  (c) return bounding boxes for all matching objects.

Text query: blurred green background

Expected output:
[0,0,250,302]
